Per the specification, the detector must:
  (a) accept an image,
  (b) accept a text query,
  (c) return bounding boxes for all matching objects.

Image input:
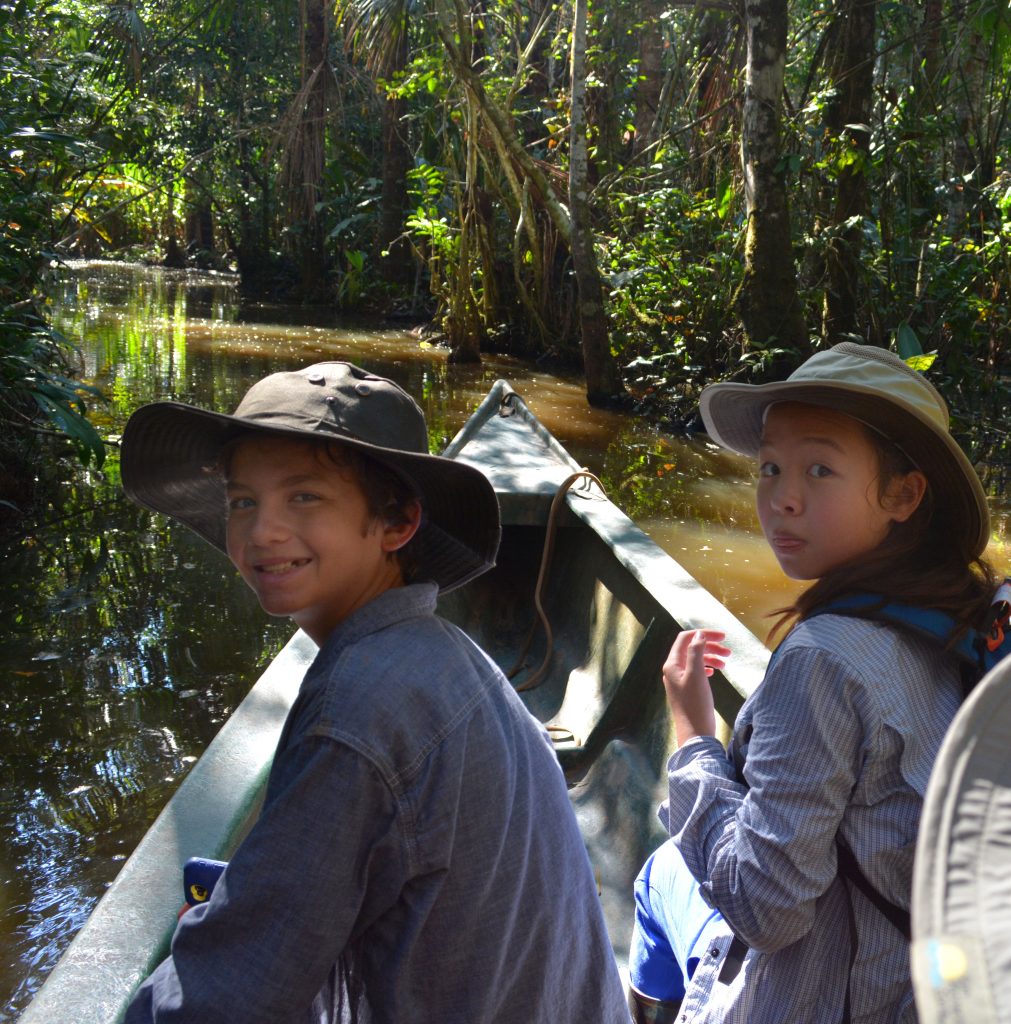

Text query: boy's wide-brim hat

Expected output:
[699,342,990,559]
[120,362,501,593]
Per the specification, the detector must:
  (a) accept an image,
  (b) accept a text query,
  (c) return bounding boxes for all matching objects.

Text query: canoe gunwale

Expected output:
[448,380,768,721]
[18,631,318,1024]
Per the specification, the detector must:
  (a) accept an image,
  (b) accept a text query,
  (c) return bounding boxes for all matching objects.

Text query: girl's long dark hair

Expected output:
[769,426,999,645]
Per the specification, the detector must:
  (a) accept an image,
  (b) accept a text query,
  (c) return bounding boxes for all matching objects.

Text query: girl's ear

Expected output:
[381,500,422,552]
[887,469,928,523]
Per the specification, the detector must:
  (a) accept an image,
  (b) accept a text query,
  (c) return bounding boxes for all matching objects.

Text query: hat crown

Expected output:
[790,342,949,431]
[234,363,429,453]
[697,341,990,559]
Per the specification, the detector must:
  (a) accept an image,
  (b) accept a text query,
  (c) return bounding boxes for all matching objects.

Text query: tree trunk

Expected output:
[276,0,331,302]
[376,28,413,284]
[632,0,664,157]
[435,6,572,247]
[946,2,993,241]
[919,0,942,94]
[570,0,626,403]
[163,177,186,267]
[184,192,214,252]
[821,0,876,343]
[446,96,483,363]
[690,8,739,191]
[735,0,807,354]
[300,0,329,302]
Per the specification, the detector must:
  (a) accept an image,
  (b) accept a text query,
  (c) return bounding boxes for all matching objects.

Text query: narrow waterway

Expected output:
[1,262,1007,1018]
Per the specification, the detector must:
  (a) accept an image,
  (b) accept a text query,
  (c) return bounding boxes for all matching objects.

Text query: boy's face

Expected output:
[224,436,419,644]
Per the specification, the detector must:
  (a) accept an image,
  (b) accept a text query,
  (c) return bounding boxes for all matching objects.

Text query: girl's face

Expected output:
[756,402,925,580]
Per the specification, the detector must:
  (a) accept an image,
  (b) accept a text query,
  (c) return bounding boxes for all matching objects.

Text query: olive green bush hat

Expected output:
[120,362,501,593]
[698,342,990,559]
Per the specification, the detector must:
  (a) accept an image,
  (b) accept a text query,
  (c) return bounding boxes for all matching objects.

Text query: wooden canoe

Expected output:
[21,379,769,1022]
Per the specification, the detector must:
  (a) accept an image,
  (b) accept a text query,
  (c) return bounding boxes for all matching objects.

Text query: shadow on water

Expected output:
[1,261,1007,1018]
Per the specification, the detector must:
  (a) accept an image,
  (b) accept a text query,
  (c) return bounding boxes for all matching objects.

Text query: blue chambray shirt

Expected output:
[660,614,962,1024]
[126,583,629,1023]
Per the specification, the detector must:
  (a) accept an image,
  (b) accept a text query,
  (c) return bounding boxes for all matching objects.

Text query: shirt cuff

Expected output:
[661,737,743,877]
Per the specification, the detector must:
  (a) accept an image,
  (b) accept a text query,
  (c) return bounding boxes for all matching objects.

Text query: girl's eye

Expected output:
[809,463,833,478]
[292,492,321,504]
[758,462,779,477]
[227,496,254,512]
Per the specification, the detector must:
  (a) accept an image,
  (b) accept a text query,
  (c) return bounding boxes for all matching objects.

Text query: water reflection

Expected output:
[2,261,1007,1018]
[0,482,291,1016]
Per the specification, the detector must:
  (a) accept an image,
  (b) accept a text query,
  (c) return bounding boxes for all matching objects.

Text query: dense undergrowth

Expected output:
[2,0,1010,519]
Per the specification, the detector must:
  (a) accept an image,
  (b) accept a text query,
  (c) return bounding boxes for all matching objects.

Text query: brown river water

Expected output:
[0,261,1007,1018]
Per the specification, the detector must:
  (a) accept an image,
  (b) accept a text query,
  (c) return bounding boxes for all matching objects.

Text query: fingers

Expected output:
[688,630,732,677]
[664,629,732,678]
[662,629,725,742]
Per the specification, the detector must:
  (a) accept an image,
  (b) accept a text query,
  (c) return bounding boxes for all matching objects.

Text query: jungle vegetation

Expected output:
[2,0,1010,506]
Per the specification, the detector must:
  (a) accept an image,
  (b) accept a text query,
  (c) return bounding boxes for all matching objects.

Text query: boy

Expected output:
[120,362,629,1023]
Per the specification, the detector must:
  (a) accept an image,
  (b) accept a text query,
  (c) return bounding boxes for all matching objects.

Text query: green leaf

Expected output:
[32,392,106,468]
[905,354,937,372]
[895,322,923,358]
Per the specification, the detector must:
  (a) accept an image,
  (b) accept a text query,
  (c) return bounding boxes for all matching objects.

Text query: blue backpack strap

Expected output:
[815,592,972,660]
[810,581,1011,696]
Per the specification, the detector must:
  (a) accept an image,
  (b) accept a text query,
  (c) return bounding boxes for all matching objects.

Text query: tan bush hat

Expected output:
[911,651,1011,1024]
[698,342,990,559]
[120,362,501,593]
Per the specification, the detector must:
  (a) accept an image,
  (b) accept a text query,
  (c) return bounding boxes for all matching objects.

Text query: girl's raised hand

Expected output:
[662,629,731,745]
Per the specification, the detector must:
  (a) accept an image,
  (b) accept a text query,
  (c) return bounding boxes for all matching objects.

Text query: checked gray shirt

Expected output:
[661,613,962,1024]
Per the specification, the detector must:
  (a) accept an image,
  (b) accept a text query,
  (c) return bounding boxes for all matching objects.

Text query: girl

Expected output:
[628,343,998,1024]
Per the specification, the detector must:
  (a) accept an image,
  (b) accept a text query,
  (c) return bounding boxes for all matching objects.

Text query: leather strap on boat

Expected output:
[508,470,605,692]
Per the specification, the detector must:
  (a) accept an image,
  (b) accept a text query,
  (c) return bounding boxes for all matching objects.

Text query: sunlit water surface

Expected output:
[1,262,1007,1018]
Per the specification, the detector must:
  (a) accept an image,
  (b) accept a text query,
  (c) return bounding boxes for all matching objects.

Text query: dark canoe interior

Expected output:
[439,382,770,962]
[22,380,770,1022]
[439,515,678,958]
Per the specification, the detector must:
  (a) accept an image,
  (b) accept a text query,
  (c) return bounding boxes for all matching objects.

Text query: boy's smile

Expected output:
[756,403,921,580]
[225,437,418,644]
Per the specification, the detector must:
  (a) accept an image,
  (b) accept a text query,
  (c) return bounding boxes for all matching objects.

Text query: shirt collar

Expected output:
[311,581,439,664]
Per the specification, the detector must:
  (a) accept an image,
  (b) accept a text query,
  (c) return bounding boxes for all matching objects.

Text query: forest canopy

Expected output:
[2,0,1009,490]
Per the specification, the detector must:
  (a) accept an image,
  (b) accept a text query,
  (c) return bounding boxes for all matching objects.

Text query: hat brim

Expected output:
[699,380,990,560]
[911,653,1011,1017]
[120,402,501,594]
